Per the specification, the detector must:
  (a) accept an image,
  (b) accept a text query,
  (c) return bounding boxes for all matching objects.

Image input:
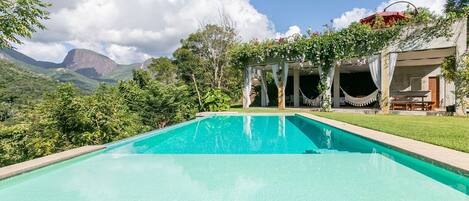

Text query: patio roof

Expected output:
[360,12,409,27]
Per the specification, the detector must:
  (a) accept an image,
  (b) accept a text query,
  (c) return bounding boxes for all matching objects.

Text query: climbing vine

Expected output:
[442,55,469,115]
[230,8,468,111]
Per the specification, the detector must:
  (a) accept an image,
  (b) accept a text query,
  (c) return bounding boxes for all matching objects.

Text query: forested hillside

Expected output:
[0,0,244,167]
[0,23,242,167]
[0,60,58,122]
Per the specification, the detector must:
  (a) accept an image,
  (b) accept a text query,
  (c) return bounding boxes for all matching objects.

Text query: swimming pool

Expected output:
[0,114,468,201]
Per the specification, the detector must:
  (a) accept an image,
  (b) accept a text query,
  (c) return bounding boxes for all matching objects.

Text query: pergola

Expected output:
[242,18,467,114]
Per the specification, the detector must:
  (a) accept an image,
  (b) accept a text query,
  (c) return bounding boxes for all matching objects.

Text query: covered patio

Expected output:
[241,18,467,114]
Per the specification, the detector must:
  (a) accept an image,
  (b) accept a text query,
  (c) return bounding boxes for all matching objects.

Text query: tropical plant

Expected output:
[118,69,197,129]
[0,83,147,166]
[202,89,231,112]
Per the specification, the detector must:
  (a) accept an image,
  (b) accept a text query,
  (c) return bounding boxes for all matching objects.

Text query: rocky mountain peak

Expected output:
[61,49,118,76]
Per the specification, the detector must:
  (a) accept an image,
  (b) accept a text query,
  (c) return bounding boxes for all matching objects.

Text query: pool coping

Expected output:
[297,113,469,176]
[0,145,105,180]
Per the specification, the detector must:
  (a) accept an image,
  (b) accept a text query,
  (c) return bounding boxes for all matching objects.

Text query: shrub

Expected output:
[202,89,231,111]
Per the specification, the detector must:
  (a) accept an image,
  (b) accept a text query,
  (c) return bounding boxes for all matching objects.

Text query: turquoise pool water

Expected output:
[0,115,468,201]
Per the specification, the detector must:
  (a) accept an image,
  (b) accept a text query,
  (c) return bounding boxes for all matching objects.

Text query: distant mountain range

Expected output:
[0,48,152,91]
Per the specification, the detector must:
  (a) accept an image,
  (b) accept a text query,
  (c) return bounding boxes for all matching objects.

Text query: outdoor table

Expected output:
[392,92,431,111]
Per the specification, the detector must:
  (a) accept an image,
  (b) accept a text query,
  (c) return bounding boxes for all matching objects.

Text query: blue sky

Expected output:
[17,0,445,63]
[251,0,386,32]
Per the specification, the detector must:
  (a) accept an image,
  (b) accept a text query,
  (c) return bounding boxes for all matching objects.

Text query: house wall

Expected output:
[389,19,467,52]
[390,65,454,108]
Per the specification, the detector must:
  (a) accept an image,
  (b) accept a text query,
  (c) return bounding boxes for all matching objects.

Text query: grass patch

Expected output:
[312,112,469,153]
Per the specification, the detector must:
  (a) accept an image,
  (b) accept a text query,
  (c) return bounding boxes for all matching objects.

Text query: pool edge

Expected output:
[296,112,469,177]
[0,145,105,180]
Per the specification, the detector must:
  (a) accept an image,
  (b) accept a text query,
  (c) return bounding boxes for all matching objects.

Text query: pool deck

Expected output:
[0,145,105,180]
[297,113,469,176]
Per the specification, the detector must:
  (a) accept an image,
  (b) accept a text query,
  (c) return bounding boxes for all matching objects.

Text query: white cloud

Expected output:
[377,0,446,15]
[15,40,68,63]
[332,0,446,29]
[275,25,302,39]
[105,44,152,64]
[21,0,278,64]
[332,8,373,29]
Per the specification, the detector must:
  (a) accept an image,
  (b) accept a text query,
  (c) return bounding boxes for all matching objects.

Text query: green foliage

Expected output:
[119,69,197,128]
[147,57,178,84]
[0,0,50,48]
[313,112,469,152]
[442,55,469,112]
[445,0,469,13]
[230,8,466,111]
[202,89,231,112]
[174,24,242,101]
[0,60,58,122]
[0,83,148,166]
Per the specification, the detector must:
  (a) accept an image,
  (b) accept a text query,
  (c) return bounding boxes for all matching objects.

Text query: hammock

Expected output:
[299,88,321,107]
[340,88,379,107]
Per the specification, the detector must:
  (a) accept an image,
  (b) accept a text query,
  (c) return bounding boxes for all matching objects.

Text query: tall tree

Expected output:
[178,22,238,87]
[174,22,242,103]
[147,57,178,84]
[445,0,468,13]
[445,0,457,13]
[0,0,50,48]
[457,0,469,8]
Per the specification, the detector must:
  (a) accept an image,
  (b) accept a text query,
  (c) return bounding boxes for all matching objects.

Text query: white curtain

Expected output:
[282,63,289,90]
[259,70,269,107]
[389,53,398,85]
[368,55,381,90]
[242,66,252,109]
[272,64,280,87]
[271,63,289,90]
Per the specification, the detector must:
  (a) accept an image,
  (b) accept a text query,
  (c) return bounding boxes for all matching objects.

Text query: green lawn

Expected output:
[312,112,469,153]
[228,107,469,153]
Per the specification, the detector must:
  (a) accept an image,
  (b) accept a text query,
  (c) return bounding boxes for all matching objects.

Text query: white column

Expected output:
[293,68,300,107]
[333,67,340,108]
[380,50,390,113]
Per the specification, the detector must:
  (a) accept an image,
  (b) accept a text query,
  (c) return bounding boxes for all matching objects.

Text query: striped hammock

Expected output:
[299,88,321,107]
[340,88,379,107]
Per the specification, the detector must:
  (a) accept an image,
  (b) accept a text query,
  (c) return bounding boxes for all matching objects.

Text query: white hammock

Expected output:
[340,88,379,107]
[299,88,321,107]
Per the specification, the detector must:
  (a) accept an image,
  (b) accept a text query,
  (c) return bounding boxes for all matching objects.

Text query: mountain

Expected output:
[0,48,60,69]
[0,49,100,91]
[0,60,58,121]
[0,48,149,91]
[62,49,118,78]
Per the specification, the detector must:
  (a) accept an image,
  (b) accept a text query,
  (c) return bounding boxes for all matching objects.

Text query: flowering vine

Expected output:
[230,8,467,111]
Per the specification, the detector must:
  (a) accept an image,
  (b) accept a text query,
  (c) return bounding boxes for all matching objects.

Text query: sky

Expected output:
[15,0,447,64]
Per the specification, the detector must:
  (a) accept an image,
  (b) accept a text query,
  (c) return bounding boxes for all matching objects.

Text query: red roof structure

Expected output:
[359,12,409,27]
